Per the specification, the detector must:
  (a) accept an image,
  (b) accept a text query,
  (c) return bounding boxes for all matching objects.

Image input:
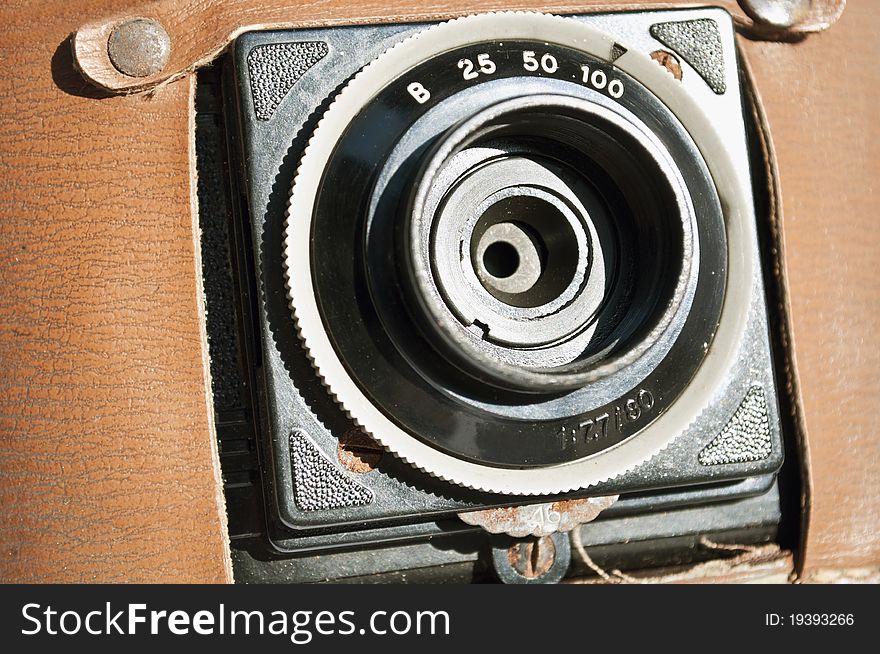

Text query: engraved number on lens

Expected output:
[458,53,497,80]
[556,387,656,449]
[615,389,655,430]
[522,51,559,73]
[580,64,625,98]
[577,413,609,443]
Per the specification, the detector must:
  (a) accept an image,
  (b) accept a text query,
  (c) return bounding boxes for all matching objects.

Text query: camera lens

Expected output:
[404,94,692,393]
[286,15,728,490]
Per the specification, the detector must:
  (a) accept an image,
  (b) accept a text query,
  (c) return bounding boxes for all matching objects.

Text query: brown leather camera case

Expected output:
[0,0,876,583]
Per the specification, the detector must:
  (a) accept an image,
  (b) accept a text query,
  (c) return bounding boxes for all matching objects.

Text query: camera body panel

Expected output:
[220,7,783,555]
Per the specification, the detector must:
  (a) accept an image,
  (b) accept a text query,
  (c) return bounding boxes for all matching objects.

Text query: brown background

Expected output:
[0,0,230,582]
[0,0,876,582]
[745,1,880,575]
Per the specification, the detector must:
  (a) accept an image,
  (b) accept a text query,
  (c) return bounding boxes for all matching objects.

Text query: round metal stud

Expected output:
[107,18,172,78]
[739,0,812,29]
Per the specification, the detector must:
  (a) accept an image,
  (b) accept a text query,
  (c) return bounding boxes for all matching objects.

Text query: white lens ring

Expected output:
[283,11,754,495]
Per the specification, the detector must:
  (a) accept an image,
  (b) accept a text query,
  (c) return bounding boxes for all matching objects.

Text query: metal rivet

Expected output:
[107,18,171,78]
[739,0,812,29]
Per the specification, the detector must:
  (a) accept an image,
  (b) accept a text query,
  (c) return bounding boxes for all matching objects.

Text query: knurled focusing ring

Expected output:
[304,41,726,467]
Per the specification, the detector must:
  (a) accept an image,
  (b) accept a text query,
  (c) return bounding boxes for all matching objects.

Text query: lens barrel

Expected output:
[404,93,694,393]
[300,39,726,468]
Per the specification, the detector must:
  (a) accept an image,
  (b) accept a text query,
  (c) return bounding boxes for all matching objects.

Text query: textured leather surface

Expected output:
[741,0,880,576]
[72,0,845,93]
[0,1,231,582]
[0,0,876,582]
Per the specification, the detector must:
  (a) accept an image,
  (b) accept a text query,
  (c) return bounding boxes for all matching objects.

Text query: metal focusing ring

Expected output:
[406,93,696,391]
[284,12,754,495]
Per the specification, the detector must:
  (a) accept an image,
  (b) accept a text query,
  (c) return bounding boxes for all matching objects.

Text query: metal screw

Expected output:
[507,536,556,578]
[107,18,172,78]
[739,0,812,29]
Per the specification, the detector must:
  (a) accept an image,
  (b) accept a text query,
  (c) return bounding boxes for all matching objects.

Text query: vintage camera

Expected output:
[197,7,787,583]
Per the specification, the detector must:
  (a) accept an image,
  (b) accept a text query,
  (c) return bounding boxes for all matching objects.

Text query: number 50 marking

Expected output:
[522,50,559,73]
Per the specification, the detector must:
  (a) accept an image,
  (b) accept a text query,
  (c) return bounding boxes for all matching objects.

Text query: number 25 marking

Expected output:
[458,53,496,80]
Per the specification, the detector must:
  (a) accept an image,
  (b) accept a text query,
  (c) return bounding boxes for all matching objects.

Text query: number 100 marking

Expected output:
[581,65,624,99]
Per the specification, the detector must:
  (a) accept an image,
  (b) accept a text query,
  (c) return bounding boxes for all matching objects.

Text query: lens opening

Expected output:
[403,93,697,392]
[471,195,580,308]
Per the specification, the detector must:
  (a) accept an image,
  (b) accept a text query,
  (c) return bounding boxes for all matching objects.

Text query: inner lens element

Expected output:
[471,195,579,308]
[481,238,521,280]
[404,93,695,392]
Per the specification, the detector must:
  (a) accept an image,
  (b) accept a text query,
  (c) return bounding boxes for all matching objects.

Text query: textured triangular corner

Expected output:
[289,429,373,510]
[247,42,329,121]
[699,387,771,465]
[649,19,726,95]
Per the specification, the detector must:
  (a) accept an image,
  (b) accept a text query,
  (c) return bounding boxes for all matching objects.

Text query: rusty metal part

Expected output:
[739,0,813,29]
[458,495,618,537]
[336,427,383,473]
[491,531,571,583]
[507,536,556,578]
[650,50,683,81]
[107,18,171,78]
